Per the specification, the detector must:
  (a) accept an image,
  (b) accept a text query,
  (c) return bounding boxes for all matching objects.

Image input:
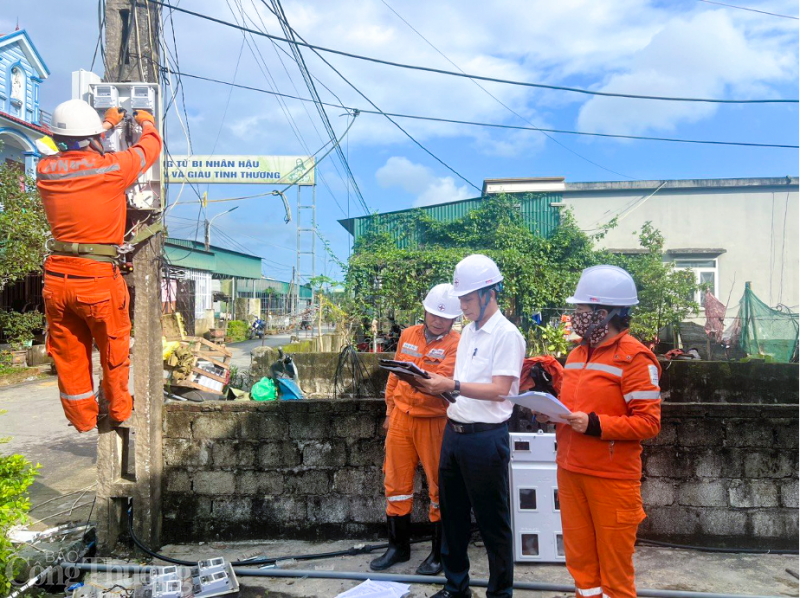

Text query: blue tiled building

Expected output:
[0,29,50,176]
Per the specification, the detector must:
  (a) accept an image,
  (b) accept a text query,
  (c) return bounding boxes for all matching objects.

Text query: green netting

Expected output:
[738,283,799,362]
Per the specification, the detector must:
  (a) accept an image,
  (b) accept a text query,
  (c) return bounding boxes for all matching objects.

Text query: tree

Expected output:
[343,195,698,344]
[0,164,49,290]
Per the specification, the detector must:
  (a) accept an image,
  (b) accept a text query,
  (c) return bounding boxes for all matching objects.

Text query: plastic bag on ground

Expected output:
[251,376,278,401]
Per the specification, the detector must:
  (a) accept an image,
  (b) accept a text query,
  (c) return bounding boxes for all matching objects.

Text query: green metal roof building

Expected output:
[338,178,565,248]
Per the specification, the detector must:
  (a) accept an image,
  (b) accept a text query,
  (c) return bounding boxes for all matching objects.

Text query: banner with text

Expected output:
[165,155,315,185]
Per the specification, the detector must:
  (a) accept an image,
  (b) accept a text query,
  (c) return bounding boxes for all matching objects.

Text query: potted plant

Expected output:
[0,311,44,366]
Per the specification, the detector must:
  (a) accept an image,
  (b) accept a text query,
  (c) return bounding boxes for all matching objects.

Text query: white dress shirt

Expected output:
[447,309,526,424]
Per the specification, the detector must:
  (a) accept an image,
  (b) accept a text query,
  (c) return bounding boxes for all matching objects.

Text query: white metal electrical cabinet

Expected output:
[509,431,565,563]
[71,70,162,212]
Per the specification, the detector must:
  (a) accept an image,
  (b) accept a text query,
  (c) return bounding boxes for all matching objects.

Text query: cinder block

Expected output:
[165,470,191,493]
[193,471,236,495]
[698,508,748,536]
[775,419,799,449]
[236,471,285,495]
[348,439,386,467]
[728,480,780,508]
[239,412,287,440]
[285,470,331,495]
[303,441,347,468]
[743,451,795,479]
[193,414,239,439]
[678,420,724,447]
[693,448,744,478]
[750,509,799,538]
[350,495,385,523]
[163,438,211,467]
[255,495,308,523]
[781,480,799,508]
[677,481,728,507]
[164,412,193,439]
[642,479,676,507]
[212,497,252,521]
[645,448,688,478]
[308,495,351,523]
[258,442,301,468]
[724,420,774,448]
[333,414,377,439]
[642,506,701,536]
[210,441,256,469]
[643,423,677,447]
[288,412,332,440]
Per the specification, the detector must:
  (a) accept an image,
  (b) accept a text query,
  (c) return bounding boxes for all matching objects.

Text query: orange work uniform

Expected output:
[556,330,661,598]
[37,124,162,432]
[383,324,459,522]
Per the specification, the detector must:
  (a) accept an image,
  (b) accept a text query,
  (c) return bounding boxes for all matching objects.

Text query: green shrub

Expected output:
[226,320,249,343]
[0,453,38,594]
[0,311,44,350]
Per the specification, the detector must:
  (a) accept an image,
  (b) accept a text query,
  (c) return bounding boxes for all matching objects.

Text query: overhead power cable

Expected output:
[379,0,632,179]
[257,0,480,192]
[147,1,799,104]
[697,0,799,19]
[269,0,371,214]
[168,71,799,149]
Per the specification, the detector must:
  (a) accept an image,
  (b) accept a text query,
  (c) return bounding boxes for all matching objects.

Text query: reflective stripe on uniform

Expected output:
[431,502,439,509]
[623,390,661,403]
[565,362,584,370]
[576,588,603,597]
[60,390,95,401]
[401,348,422,358]
[387,494,414,502]
[133,147,146,169]
[38,164,121,181]
[586,363,623,377]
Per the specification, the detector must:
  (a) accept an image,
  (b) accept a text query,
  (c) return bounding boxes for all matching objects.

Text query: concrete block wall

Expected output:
[640,403,798,548]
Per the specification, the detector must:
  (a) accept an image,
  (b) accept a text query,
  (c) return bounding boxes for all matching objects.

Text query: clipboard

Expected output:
[380,359,456,404]
[503,390,572,423]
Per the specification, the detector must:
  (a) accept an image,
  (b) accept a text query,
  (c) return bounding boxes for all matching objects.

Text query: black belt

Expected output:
[447,419,508,434]
[45,270,96,280]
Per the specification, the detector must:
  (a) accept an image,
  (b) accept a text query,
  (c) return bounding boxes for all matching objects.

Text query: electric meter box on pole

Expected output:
[509,432,565,563]
[71,69,163,212]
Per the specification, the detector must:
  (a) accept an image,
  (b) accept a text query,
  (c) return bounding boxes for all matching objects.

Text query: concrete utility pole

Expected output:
[97,0,163,551]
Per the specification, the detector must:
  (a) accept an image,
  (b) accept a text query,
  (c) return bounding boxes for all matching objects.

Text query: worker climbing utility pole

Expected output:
[96,0,164,551]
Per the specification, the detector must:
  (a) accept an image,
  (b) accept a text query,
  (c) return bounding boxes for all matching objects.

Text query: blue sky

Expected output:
[5,0,799,284]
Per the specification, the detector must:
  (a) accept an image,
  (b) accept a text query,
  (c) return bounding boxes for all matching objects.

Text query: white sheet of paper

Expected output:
[503,390,572,423]
[335,580,411,598]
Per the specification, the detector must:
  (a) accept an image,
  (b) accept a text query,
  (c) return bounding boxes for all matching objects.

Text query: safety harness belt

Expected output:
[48,239,120,264]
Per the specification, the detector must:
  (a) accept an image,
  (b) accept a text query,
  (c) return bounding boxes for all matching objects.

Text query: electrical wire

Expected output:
[269,0,371,214]
[165,71,799,150]
[223,0,351,217]
[257,0,480,193]
[379,0,632,180]
[697,0,799,19]
[147,1,799,104]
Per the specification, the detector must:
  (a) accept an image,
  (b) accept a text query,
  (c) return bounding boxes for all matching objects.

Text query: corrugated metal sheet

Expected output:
[164,238,263,279]
[342,193,561,248]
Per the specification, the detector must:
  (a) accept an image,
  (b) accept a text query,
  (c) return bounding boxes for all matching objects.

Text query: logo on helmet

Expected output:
[454,279,459,288]
[438,303,445,311]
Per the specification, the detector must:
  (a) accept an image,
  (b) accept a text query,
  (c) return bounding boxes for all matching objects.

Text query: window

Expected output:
[553,488,560,511]
[519,488,537,510]
[673,258,718,304]
[521,533,539,556]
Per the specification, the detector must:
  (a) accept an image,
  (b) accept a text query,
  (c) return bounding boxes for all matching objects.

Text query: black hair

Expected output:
[596,305,632,330]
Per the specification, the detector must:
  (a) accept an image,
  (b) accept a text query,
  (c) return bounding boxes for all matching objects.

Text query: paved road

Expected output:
[0,376,98,529]
[227,327,331,369]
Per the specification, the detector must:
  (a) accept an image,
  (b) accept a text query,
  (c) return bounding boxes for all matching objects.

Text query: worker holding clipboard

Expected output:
[535,265,661,598]
[371,284,462,576]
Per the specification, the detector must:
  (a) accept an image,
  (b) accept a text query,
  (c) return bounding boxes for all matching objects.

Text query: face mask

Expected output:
[572,310,608,346]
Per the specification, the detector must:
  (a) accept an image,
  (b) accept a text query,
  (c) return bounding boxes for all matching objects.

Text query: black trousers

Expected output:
[439,422,513,597]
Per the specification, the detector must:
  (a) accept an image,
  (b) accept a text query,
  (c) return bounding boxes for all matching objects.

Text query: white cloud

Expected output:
[376,156,471,206]
[577,9,798,135]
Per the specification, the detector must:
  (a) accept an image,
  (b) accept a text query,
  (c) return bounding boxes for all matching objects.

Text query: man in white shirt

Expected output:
[417,254,525,598]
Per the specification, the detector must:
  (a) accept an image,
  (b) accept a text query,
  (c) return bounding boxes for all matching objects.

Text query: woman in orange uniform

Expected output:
[536,265,661,598]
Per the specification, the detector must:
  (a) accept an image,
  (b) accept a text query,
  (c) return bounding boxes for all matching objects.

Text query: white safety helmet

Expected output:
[452,254,504,297]
[423,283,461,319]
[567,265,639,307]
[50,99,105,137]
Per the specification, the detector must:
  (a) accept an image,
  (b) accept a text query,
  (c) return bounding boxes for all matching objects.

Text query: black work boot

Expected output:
[369,514,411,571]
[431,590,472,598]
[415,520,442,575]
